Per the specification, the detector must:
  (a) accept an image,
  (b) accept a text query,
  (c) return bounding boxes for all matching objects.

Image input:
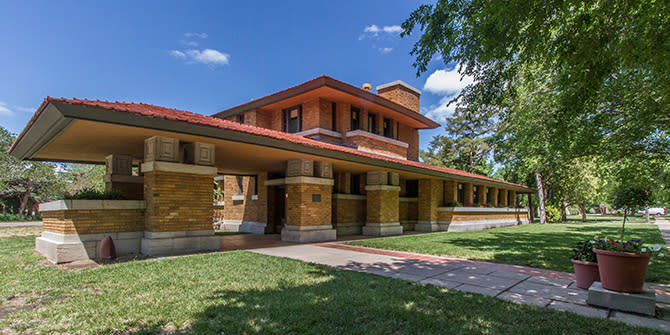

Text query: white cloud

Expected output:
[170,50,186,59]
[421,68,474,122]
[379,47,393,54]
[423,68,473,95]
[186,49,230,65]
[14,106,35,113]
[360,24,402,40]
[182,40,198,47]
[0,102,14,116]
[184,32,208,39]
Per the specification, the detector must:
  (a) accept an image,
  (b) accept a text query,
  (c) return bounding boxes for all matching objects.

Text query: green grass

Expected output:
[0,229,665,334]
[346,223,670,284]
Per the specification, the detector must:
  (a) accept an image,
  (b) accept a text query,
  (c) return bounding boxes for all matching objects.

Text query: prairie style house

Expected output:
[9,76,531,263]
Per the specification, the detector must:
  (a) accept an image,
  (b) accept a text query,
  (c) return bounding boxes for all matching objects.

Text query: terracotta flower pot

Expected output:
[594,249,651,293]
[571,259,600,289]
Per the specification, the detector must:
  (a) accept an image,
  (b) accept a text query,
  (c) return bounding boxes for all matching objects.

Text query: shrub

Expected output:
[571,240,598,262]
[64,188,126,200]
[545,205,562,223]
[444,200,462,207]
[0,213,41,222]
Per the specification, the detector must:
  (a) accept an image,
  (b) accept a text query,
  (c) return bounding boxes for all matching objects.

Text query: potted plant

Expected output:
[592,185,658,292]
[593,237,663,292]
[571,239,601,289]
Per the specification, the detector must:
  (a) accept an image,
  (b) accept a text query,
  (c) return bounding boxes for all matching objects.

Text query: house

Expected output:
[9,75,532,263]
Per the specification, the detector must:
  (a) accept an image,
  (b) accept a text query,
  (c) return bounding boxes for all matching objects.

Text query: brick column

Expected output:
[281,159,336,242]
[464,183,474,206]
[479,186,488,206]
[140,136,219,256]
[416,179,443,232]
[501,189,509,207]
[510,191,517,207]
[362,171,402,236]
[492,188,499,207]
[444,180,457,203]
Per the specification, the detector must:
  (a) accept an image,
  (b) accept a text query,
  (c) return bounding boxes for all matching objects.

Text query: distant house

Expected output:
[9,76,531,263]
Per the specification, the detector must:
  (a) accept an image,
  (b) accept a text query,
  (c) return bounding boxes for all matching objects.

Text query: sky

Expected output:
[0,1,471,151]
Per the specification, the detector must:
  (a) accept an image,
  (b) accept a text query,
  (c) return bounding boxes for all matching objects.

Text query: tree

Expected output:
[421,107,494,176]
[612,185,652,239]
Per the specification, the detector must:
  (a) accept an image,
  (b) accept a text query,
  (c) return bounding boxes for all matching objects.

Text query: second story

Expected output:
[212,76,440,161]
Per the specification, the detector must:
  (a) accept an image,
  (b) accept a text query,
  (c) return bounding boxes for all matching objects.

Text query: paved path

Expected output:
[0,221,41,227]
[251,243,670,332]
[657,217,670,248]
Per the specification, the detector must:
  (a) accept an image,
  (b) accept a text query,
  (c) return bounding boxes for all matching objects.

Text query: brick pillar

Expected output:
[335,172,351,194]
[464,183,474,206]
[444,180,457,203]
[479,186,488,206]
[140,136,219,256]
[510,191,517,207]
[281,159,336,242]
[362,172,402,236]
[501,189,509,207]
[416,179,443,232]
[492,188,499,207]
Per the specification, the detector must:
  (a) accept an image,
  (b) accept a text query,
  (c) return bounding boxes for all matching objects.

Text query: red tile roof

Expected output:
[21,97,529,190]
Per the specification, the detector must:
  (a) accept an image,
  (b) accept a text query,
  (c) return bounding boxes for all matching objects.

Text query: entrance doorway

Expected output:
[267,186,286,234]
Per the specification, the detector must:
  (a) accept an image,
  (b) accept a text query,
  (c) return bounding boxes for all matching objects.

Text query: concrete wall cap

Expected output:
[294,128,343,138]
[345,130,409,148]
[364,185,401,192]
[376,80,422,95]
[141,161,217,176]
[332,194,367,200]
[399,197,418,202]
[437,206,528,213]
[40,199,146,211]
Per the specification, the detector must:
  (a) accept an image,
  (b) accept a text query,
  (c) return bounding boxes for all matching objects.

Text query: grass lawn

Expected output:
[0,226,665,334]
[346,223,670,284]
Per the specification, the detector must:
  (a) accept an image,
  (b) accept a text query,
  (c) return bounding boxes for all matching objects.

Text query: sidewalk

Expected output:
[0,221,41,227]
[250,243,670,332]
[657,217,670,248]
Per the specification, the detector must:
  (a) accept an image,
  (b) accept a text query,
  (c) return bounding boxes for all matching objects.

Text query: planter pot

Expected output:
[571,259,600,289]
[594,249,652,293]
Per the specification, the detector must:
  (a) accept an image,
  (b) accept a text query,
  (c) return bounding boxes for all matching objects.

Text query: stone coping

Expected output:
[264,176,334,186]
[399,197,418,202]
[295,127,343,138]
[437,206,527,213]
[213,201,225,206]
[345,130,409,148]
[40,199,146,211]
[102,174,144,183]
[141,161,217,176]
[365,185,401,192]
[333,194,366,200]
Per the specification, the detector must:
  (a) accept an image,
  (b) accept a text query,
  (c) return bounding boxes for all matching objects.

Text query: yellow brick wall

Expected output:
[42,209,144,234]
[144,171,213,232]
[418,179,443,222]
[223,174,268,224]
[332,197,366,224]
[286,183,332,226]
[437,210,529,222]
[366,189,399,223]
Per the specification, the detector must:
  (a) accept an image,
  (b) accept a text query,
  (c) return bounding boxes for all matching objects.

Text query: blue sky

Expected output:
[0,1,470,151]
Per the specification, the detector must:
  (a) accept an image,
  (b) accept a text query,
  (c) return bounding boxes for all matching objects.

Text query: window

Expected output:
[236,176,244,195]
[283,105,302,133]
[237,114,244,124]
[368,113,377,134]
[350,106,360,130]
[457,183,465,204]
[383,117,393,138]
[473,185,480,204]
[331,102,337,131]
[405,180,418,197]
[350,174,361,195]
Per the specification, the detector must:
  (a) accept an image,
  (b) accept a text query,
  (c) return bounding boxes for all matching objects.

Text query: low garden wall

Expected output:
[399,197,418,231]
[437,207,529,232]
[332,194,366,235]
[37,200,145,263]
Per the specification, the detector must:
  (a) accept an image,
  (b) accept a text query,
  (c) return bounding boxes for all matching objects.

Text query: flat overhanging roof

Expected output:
[9,98,533,192]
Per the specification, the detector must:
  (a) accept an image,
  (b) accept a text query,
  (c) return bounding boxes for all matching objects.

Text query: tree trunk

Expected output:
[18,188,31,215]
[535,170,547,224]
[579,201,587,222]
[645,208,650,224]
[527,193,534,223]
[561,201,568,222]
[620,208,628,240]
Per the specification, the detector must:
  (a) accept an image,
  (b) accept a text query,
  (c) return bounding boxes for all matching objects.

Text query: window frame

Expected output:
[350,106,360,131]
[282,105,302,133]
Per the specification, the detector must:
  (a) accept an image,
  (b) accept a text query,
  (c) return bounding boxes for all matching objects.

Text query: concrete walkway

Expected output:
[251,243,670,332]
[657,217,670,248]
[0,221,41,227]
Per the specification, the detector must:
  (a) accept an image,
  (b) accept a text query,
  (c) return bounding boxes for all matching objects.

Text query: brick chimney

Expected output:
[376,80,421,114]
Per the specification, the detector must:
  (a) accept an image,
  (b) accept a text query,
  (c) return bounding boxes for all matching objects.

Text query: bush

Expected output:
[545,205,562,223]
[444,200,462,207]
[64,188,126,200]
[0,213,41,222]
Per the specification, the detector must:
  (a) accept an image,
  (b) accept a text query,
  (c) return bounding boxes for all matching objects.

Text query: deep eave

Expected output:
[211,75,441,129]
[9,97,532,192]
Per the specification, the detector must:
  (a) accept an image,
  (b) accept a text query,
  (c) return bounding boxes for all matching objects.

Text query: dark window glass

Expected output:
[331,102,337,131]
[236,176,244,195]
[283,105,302,133]
[498,189,503,205]
[351,106,360,130]
[457,183,465,204]
[238,114,244,124]
[405,180,418,197]
[383,118,393,138]
[350,174,361,195]
[368,113,377,133]
[312,194,321,202]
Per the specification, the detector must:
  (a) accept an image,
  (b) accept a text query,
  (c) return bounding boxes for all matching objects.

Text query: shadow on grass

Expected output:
[95,264,663,335]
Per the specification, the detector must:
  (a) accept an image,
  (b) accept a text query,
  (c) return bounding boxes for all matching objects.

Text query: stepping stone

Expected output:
[526,276,573,288]
[489,270,531,281]
[498,292,550,307]
[457,284,503,297]
[420,277,463,289]
[610,312,670,332]
[509,281,588,304]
